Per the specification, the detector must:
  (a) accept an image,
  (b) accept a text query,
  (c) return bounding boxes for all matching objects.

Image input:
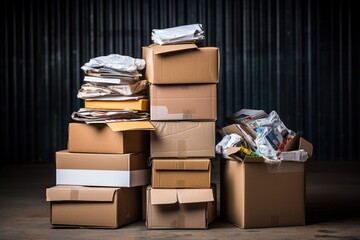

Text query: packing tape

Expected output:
[178,161,185,170]
[70,190,79,200]
[177,140,186,158]
[266,162,304,173]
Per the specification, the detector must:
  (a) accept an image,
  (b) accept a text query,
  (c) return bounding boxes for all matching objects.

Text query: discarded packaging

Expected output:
[151,23,205,45]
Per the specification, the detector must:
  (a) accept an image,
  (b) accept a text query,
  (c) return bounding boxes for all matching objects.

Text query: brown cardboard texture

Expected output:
[68,123,150,154]
[107,121,155,131]
[150,121,215,158]
[46,185,142,228]
[220,125,313,228]
[146,184,217,229]
[56,150,150,187]
[84,99,149,111]
[143,44,219,84]
[150,84,217,120]
[152,159,211,188]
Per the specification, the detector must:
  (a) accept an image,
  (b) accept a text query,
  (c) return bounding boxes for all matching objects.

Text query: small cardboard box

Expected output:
[142,44,219,84]
[220,132,313,229]
[56,150,150,187]
[150,84,217,121]
[146,184,217,229]
[150,121,215,158]
[68,123,149,154]
[152,159,211,188]
[46,185,142,228]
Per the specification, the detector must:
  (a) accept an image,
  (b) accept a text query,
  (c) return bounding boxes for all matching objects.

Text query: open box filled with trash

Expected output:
[218,109,313,228]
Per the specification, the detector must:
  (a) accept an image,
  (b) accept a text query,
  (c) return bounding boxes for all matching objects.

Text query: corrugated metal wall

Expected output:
[1,0,358,163]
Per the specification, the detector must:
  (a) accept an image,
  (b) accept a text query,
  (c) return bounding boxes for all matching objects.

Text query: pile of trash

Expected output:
[216,109,309,162]
[71,54,150,124]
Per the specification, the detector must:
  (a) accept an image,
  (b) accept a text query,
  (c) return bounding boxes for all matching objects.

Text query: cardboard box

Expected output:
[143,44,219,84]
[56,150,150,187]
[146,184,217,229]
[150,84,217,120]
[68,123,149,154]
[152,159,211,188]
[150,121,215,158]
[46,185,142,228]
[220,133,313,228]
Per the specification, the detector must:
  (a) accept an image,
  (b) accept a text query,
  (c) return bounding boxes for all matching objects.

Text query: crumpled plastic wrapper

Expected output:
[151,23,205,45]
[215,133,242,159]
[81,54,145,75]
[278,149,309,162]
[254,111,296,160]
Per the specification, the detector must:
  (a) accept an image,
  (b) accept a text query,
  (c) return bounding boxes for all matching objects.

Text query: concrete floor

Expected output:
[0,161,360,240]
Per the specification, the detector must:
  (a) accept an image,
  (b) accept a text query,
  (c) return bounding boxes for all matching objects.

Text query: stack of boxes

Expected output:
[44,23,314,231]
[142,44,220,229]
[46,74,152,228]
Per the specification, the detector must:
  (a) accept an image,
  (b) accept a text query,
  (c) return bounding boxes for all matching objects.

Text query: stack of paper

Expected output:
[72,54,150,123]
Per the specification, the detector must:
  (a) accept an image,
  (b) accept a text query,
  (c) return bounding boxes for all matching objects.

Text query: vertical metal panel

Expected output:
[1,0,358,162]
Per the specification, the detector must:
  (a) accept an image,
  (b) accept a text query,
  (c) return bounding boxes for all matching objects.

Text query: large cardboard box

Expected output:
[150,84,217,121]
[46,185,142,228]
[152,159,211,188]
[150,121,215,158]
[56,150,150,187]
[146,184,217,229]
[68,123,149,154]
[220,134,313,229]
[142,44,219,84]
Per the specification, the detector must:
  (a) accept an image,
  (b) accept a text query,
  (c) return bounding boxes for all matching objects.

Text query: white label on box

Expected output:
[151,106,185,120]
[56,169,150,187]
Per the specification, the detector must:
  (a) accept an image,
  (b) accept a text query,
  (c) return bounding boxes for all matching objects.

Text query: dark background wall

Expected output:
[1,0,358,163]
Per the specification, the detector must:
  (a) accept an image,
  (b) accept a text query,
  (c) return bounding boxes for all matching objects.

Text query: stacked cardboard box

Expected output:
[46,75,152,228]
[142,44,219,229]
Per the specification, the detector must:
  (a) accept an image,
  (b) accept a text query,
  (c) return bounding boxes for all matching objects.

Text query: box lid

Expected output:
[152,159,210,170]
[46,185,117,202]
[150,188,214,205]
[150,44,198,55]
[107,121,155,131]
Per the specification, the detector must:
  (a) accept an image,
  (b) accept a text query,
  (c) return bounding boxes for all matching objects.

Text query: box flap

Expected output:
[226,147,263,163]
[152,159,210,170]
[107,121,155,131]
[150,189,177,205]
[177,189,214,203]
[150,188,214,205]
[151,44,198,54]
[46,185,117,202]
[222,124,243,136]
[284,134,300,152]
[243,156,265,163]
[299,137,313,157]
[226,147,241,156]
[276,134,313,157]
